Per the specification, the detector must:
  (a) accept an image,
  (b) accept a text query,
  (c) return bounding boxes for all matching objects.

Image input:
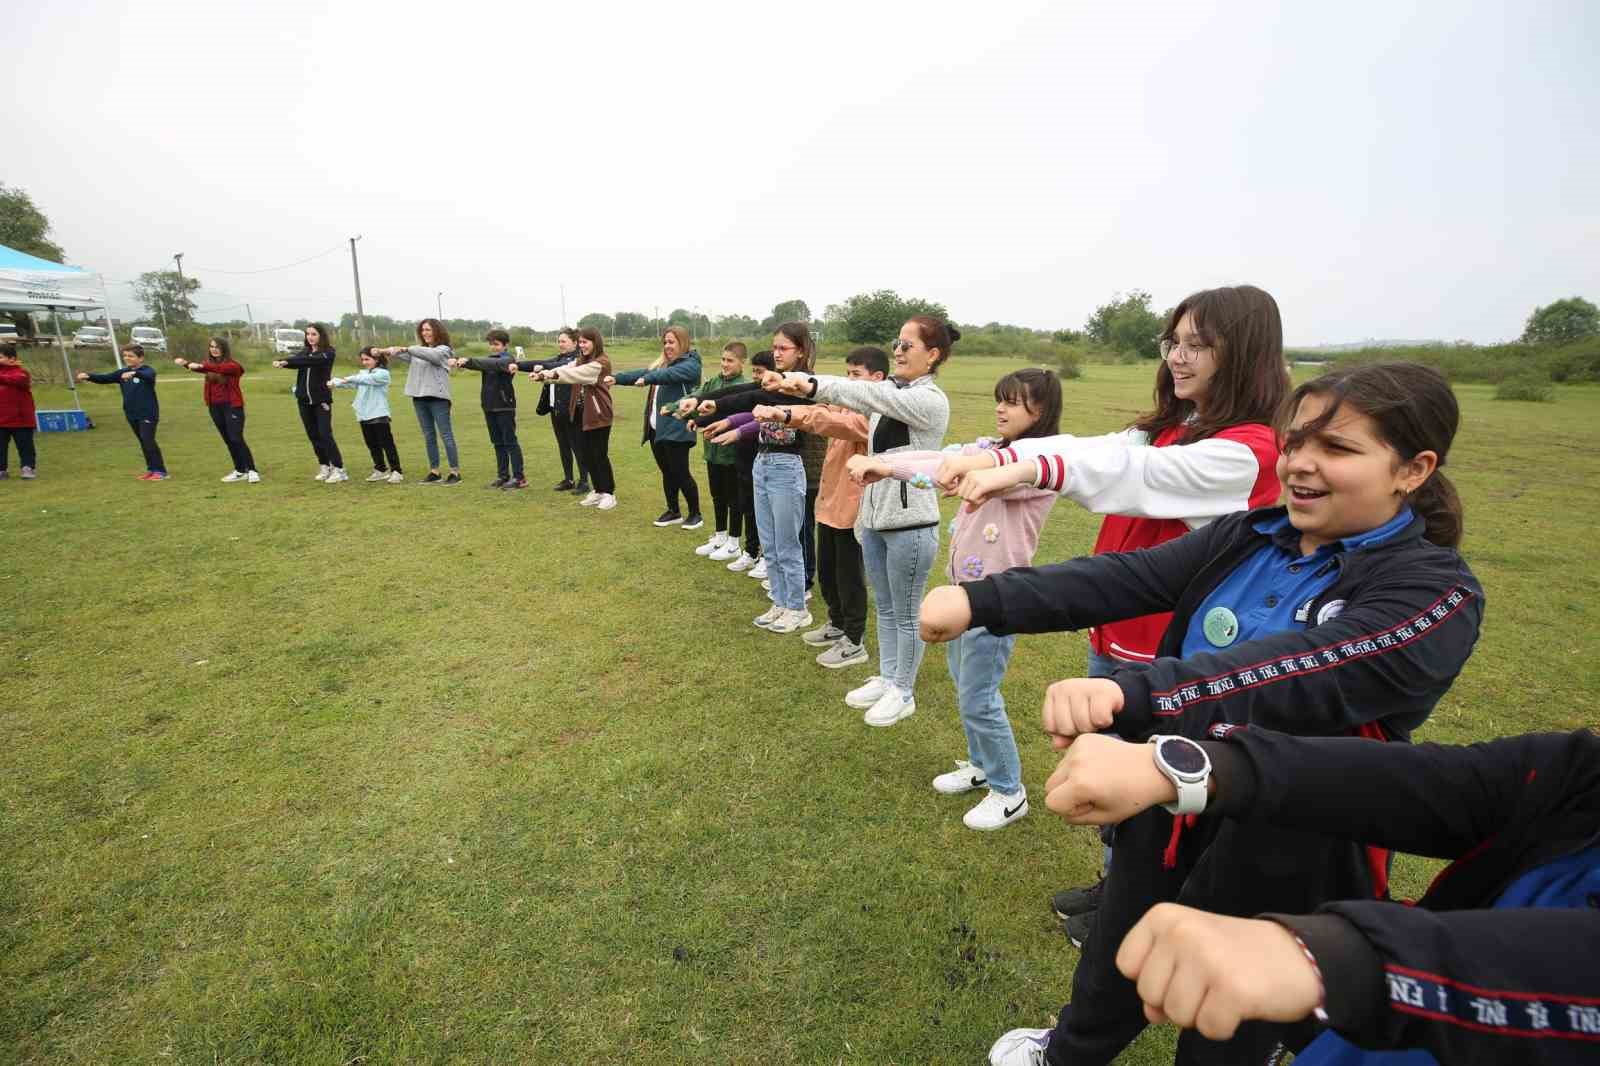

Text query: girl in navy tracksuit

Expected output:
[935,363,1487,1066]
[78,343,168,479]
[273,322,346,482]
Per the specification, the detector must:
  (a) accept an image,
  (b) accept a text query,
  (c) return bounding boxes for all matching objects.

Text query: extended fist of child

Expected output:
[1040,678,1124,748]
[844,454,891,486]
[1042,733,1175,824]
[918,584,973,643]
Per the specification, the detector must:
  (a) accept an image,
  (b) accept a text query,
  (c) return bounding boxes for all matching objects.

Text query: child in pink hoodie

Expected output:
[847,368,1063,831]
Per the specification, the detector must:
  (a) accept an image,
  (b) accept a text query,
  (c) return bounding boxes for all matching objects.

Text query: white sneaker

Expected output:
[932,760,989,795]
[709,541,741,561]
[326,468,349,483]
[761,578,772,592]
[753,605,783,629]
[695,532,726,556]
[386,470,403,484]
[596,493,618,510]
[579,491,602,507]
[365,469,387,482]
[314,464,331,482]
[965,788,1028,831]
[748,557,768,579]
[845,676,889,709]
[989,1027,1052,1066]
[246,470,262,483]
[767,608,813,634]
[816,638,869,669]
[863,687,915,728]
[803,623,845,646]
[727,551,756,572]
[221,470,247,483]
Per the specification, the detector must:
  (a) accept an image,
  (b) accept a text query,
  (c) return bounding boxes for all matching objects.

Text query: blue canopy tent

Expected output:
[0,242,121,412]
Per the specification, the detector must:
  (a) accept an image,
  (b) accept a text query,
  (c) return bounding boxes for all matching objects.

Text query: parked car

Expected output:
[129,326,168,353]
[274,328,306,354]
[73,326,111,348]
[0,322,17,344]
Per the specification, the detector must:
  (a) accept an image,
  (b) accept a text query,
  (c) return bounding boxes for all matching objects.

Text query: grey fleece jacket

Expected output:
[810,373,949,532]
[392,344,455,400]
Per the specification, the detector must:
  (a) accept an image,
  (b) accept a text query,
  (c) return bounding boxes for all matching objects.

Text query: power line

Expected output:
[187,244,346,276]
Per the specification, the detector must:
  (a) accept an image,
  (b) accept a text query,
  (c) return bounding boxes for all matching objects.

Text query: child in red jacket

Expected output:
[0,344,38,480]
[175,336,260,482]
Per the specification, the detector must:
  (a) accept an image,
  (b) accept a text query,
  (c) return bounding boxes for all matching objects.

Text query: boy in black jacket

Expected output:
[1031,727,1600,1065]
[77,343,168,479]
[450,329,523,489]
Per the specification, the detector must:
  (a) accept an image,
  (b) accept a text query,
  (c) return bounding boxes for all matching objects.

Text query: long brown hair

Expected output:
[1133,285,1286,442]
[994,367,1062,443]
[577,327,607,363]
[416,318,451,347]
[774,321,815,371]
[1279,362,1464,548]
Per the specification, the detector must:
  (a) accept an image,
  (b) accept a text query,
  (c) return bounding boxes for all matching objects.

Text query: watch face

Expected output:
[1159,738,1207,775]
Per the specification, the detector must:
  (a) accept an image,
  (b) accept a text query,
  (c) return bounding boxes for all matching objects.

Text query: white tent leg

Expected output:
[50,310,80,410]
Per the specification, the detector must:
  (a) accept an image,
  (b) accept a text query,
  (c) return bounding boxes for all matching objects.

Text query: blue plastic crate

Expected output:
[36,409,93,432]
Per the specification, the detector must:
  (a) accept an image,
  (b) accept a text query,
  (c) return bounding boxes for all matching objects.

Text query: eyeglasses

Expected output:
[772,343,798,354]
[1159,338,1212,363]
[891,339,919,354]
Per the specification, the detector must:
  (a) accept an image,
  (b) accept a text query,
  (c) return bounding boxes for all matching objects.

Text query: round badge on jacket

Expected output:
[1203,606,1239,647]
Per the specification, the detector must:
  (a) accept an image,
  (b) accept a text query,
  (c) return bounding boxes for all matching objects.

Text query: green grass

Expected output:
[3,358,1597,1064]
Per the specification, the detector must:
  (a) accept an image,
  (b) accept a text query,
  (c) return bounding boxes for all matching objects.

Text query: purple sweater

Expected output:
[888,440,1058,583]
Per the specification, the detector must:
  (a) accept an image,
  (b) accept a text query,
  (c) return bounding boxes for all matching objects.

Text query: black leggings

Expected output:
[816,523,867,642]
[127,417,167,473]
[297,401,343,468]
[737,452,759,554]
[705,461,741,537]
[551,410,586,483]
[360,418,402,472]
[208,403,256,472]
[486,410,524,479]
[580,425,615,494]
[649,439,699,515]
[0,426,36,470]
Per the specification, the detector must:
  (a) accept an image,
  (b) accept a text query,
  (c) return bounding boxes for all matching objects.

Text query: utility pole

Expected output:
[436,292,444,320]
[173,253,186,323]
[245,303,256,342]
[560,282,567,327]
[349,236,367,344]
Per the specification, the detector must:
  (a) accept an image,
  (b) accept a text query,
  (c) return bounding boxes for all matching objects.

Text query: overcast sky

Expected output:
[14,0,1598,344]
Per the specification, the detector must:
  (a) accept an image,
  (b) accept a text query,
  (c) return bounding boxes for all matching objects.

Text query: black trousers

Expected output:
[126,416,167,473]
[485,409,524,479]
[0,426,36,469]
[816,523,867,642]
[551,409,586,483]
[297,401,343,468]
[650,439,700,515]
[802,486,818,588]
[580,425,615,494]
[360,418,402,472]
[705,461,741,537]
[737,451,759,554]
[208,403,256,472]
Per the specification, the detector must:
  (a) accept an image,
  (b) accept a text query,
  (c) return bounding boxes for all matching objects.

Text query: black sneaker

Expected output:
[444,473,462,486]
[1050,877,1105,920]
[653,511,683,527]
[421,472,443,484]
[572,481,591,495]
[681,513,704,531]
[1065,910,1094,950]
[486,477,509,489]
[553,479,575,491]
[502,477,528,490]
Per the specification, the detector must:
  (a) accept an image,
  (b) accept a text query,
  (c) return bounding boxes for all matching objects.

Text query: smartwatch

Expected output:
[1149,735,1211,815]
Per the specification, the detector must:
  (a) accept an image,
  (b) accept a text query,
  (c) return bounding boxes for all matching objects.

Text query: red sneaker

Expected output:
[136,472,154,480]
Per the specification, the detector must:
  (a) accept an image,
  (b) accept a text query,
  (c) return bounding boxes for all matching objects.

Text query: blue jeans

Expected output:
[753,452,806,610]
[412,396,459,469]
[860,525,939,696]
[946,626,1021,793]
[1087,648,1153,868]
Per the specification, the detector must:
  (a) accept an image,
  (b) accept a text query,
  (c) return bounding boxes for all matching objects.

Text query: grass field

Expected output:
[3,354,1597,1065]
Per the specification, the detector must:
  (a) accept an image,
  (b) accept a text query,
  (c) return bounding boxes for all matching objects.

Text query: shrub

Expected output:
[1494,375,1554,402]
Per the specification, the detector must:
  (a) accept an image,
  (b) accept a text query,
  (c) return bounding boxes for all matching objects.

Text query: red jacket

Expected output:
[0,365,36,428]
[185,358,245,407]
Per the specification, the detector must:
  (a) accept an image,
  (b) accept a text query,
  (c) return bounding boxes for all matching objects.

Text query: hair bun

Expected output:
[946,324,962,344]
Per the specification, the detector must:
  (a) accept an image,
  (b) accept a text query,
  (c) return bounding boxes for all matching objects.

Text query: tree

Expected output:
[1521,297,1600,347]
[613,311,651,338]
[760,299,811,332]
[1085,290,1163,359]
[578,312,615,336]
[0,183,64,263]
[714,313,759,336]
[666,308,712,337]
[133,270,201,325]
[833,290,949,344]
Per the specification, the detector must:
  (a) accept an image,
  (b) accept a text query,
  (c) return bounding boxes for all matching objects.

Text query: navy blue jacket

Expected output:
[282,348,336,405]
[613,349,702,446]
[512,352,575,417]
[86,364,159,420]
[459,354,518,412]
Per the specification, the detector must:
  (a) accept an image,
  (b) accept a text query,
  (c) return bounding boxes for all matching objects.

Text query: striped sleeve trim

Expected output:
[1034,454,1068,491]
[1385,963,1600,1042]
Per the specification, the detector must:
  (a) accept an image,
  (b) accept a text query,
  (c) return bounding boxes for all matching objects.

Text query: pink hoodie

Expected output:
[888,440,1058,584]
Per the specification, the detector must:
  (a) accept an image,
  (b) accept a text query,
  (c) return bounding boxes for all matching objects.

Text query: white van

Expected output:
[274,328,306,354]
[129,326,168,353]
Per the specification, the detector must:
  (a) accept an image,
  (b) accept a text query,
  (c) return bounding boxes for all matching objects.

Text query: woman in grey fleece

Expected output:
[379,317,460,484]
[774,315,956,728]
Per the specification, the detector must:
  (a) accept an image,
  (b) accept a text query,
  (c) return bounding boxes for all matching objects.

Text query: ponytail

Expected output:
[1409,470,1463,549]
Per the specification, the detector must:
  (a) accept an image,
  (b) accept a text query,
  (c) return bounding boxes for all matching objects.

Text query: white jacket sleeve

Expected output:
[1019,434,1269,528]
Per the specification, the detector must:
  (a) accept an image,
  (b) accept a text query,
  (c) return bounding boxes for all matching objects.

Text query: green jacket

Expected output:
[693,371,746,464]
